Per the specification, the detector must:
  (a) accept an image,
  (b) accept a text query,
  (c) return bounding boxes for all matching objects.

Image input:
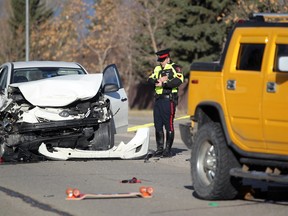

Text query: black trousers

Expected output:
[153,97,176,132]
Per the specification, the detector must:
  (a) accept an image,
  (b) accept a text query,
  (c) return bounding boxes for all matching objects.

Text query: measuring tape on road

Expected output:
[127,115,189,132]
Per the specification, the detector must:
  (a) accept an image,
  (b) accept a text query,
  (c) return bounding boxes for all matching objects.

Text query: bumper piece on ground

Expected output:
[38,128,150,160]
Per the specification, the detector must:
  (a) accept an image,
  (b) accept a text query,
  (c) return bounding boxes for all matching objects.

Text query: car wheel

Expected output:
[0,143,15,162]
[191,122,240,200]
[90,120,114,150]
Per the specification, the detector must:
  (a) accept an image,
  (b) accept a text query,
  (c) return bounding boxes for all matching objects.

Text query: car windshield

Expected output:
[11,67,86,83]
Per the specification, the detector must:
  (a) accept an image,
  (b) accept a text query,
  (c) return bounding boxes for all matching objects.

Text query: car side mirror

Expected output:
[103,83,119,93]
[278,56,288,72]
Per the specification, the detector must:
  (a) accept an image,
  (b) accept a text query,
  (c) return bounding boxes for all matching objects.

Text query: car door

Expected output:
[102,64,128,134]
[223,31,267,152]
[262,35,288,155]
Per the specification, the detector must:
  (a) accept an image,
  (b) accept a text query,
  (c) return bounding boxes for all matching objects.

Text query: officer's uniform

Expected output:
[148,49,184,157]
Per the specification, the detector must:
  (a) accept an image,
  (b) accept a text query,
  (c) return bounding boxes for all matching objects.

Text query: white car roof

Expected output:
[11,61,83,69]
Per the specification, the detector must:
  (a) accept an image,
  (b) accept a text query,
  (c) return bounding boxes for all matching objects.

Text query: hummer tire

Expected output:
[191,122,240,200]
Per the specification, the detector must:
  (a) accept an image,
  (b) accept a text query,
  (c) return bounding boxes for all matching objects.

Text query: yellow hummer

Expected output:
[180,13,288,200]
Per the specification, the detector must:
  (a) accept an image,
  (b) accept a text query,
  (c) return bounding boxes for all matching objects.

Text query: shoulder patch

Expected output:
[172,64,182,73]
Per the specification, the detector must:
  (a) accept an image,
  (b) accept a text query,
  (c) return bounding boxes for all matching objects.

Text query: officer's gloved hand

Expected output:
[159,76,168,82]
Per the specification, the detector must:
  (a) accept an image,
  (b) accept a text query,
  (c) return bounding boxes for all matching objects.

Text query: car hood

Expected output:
[11,74,103,107]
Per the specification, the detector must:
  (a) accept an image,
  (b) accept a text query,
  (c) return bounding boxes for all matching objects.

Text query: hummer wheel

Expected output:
[191,122,240,200]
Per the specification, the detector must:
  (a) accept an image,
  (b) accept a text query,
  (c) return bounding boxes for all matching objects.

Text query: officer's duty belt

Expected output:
[156,94,170,99]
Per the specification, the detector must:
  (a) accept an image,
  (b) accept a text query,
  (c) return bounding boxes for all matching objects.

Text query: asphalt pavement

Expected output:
[0,109,287,216]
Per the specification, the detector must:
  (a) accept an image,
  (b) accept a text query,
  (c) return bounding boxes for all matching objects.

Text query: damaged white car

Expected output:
[0,61,149,162]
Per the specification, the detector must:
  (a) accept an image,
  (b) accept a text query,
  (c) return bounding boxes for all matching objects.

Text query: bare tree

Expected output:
[30,0,86,62]
[128,0,175,82]
[227,0,288,23]
[0,0,13,62]
[80,0,123,72]
[134,0,172,53]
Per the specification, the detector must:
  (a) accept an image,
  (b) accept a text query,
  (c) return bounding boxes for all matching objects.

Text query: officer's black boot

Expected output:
[162,131,174,158]
[155,131,164,156]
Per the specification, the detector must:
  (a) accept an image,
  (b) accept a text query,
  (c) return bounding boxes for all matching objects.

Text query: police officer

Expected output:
[148,49,184,157]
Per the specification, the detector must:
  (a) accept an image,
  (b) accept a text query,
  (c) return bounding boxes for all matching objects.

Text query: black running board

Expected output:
[230,168,288,183]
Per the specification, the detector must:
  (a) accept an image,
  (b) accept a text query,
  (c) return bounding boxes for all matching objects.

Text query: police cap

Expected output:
[155,48,171,62]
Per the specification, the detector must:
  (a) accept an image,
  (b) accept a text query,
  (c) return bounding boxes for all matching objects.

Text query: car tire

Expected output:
[90,120,114,150]
[0,143,15,162]
[191,122,240,200]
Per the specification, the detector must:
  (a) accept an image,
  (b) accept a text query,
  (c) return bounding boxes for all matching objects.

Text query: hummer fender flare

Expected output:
[194,101,233,147]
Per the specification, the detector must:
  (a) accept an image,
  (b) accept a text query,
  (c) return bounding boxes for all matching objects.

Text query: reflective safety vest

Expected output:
[149,63,183,95]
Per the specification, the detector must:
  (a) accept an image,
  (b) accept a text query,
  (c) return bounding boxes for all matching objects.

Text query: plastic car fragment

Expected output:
[38,127,150,160]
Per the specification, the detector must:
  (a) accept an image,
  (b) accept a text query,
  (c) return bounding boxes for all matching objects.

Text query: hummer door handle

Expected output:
[267,82,276,93]
[226,80,236,90]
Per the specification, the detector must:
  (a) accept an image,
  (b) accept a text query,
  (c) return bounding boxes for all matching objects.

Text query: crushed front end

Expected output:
[0,85,112,162]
